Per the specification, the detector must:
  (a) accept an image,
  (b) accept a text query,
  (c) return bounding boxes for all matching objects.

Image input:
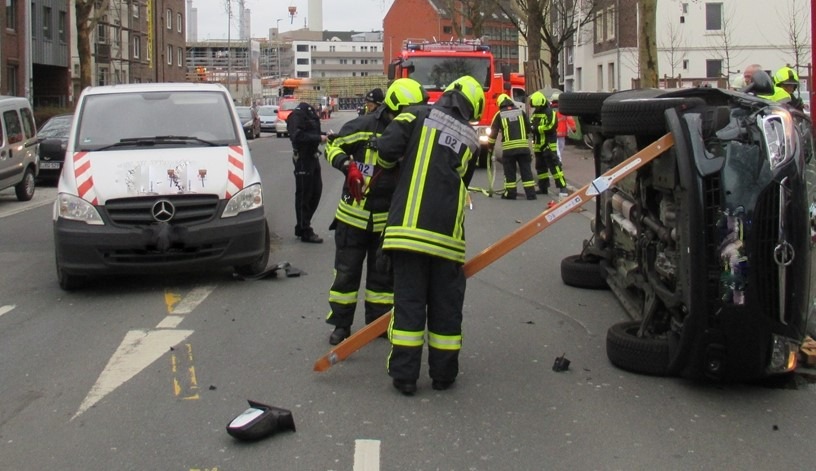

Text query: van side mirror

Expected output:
[745,70,775,96]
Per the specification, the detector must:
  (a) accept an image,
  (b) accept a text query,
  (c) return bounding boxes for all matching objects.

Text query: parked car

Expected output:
[258,105,279,132]
[558,72,814,382]
[37,113,73,181]
[275,99,299,138]
[0,96,39,201]
[53,82,270,290]
[236,106,261,140]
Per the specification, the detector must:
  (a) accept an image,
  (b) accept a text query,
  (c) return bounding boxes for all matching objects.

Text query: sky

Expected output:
[191,0,395,41]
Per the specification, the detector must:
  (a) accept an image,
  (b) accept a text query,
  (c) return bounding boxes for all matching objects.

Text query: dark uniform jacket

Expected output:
[487,98,532,156]
[530,105,557,154]
[287,103,323,156]
[376,94,479,264]
[324,105,397,232]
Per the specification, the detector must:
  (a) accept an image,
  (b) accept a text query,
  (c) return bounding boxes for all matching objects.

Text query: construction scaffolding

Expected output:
[289,76,390,110]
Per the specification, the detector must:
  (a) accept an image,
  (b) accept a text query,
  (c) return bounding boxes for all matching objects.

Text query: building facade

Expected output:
[567,0,811,92]
[293,31,384,79]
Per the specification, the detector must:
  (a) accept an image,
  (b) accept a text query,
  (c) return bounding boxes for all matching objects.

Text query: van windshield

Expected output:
[76,91,240,151]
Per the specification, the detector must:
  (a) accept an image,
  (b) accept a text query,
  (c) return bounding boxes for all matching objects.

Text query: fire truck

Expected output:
[388,39,526,165]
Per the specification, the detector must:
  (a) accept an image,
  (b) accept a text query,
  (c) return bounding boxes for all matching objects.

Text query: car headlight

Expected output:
[223,183,263,218]
[767,334,799,374]
[758,107,795,170]
[56,193,104,225]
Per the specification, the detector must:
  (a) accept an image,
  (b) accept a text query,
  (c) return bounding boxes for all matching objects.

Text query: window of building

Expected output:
[113,19,121,47]
[297,58,309,65]
[595,11,603,44]
[296,44,308,52]
[608,62,615,90]
[166,9,172,29]
[98,67,108,86]
[166,45,173,64]
[566,46,574,66]
[706,59,722,78]
[329,45,335,52]
[310,45,316,51]
[597,64,604,90]
[59,10,66,42]
[296,71,309,78]
[443,25,452,34]
[97,16,107,43]
[6,0,15,30]
[683,59,689,70]
[177,47,183,66]
[682,3,689,14]
[132,2,139,18]
[133,36,140,58]
[705,3,722,31]
[176,12,182,33]
[30,1,35,33]
[43,6,52,39]
[606,7,615,41]
[6,65,17,96]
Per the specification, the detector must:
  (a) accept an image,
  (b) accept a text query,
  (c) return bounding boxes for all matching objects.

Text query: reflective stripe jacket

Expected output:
[324,106,396,232]
[376,96,479,264]
[487,101,531,156]
[530,105,557,153]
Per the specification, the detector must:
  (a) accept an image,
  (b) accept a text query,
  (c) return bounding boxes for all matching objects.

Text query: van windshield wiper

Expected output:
[93,135,219,151]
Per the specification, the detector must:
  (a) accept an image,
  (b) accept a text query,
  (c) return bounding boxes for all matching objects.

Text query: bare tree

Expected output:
[638,0,658,88]
[706,3,742,78]
[441,0,503,39]
[76,0,111,90]
[496,0,598,88]
[780,0,811,71]
[660,20,686,78]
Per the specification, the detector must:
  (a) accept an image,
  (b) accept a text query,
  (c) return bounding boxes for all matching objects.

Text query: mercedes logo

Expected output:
[773,241,794,267]
[151,199,176,222]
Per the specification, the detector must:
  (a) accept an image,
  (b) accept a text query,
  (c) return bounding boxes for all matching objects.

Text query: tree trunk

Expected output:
[526,0,544,92]
[76,2,93,91]
[637,0,658,88]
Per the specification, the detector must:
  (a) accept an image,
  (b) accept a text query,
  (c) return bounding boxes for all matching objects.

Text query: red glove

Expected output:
[346,162,364,202]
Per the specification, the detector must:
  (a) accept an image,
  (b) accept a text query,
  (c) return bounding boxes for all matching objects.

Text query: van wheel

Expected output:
[56,259,86,291]
[15,168,35,201]
[606,321,670,376]
[234,222,271,277]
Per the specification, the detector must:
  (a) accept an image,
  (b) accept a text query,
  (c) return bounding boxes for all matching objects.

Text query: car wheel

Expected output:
[56,258,86,291]
[557,92,612,125]
[606,321,670,376]
[601,97,705,136]
[560,254,608,289]
[15,167,35,201]
[234,222,271,277]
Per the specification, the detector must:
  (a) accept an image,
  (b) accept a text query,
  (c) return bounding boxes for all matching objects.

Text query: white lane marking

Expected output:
[0,305,15,317]
[354,439,381,471]
[156,315,185,329]
[170,284,217,314]
[72,328,194,420]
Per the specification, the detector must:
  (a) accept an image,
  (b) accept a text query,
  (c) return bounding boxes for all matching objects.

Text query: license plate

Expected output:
[40,162,61,169]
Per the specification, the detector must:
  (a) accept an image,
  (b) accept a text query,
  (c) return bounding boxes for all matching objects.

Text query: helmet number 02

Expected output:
[438,131,463,153]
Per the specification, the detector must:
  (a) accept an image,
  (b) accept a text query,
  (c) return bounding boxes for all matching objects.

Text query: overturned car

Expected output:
[558,73,814,381]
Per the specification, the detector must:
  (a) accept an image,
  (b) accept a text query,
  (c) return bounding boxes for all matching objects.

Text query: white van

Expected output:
[0,96,39,200]
[53,83,270,290]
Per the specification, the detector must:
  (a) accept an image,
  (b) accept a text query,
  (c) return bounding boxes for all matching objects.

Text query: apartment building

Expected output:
[293,31,384,79]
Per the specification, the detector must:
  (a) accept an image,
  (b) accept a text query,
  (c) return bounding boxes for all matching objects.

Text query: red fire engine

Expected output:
[388,39,526,163]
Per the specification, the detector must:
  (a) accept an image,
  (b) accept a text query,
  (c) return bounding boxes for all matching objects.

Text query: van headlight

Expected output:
[759,108,795,170]
[767,334,799,374]
[56,193,104,225]
[223,183,263,218]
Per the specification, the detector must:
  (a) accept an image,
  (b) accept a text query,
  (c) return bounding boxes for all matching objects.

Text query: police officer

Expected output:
[376,75,484,395]
[359,88,385,116]
[487,93,536,200]
[287,102,327,243]
[530,91,567,199]
[323,79,429,345]
[773,66,805,111]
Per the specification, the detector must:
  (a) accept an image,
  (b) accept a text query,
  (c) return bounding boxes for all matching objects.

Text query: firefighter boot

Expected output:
[537,181,550,195]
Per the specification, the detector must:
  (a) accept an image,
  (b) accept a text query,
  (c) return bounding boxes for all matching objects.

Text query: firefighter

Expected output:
[530,90,567,199]
[358,88,385,116]
[322,78,429,346]
[376,75,484,395]
[773,66,805,111]
[287,102,328,243]
[487,93,536,200]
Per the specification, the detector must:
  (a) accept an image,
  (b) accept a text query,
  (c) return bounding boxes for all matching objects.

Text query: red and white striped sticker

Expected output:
[226,145,245,198]
[73,151,98,205]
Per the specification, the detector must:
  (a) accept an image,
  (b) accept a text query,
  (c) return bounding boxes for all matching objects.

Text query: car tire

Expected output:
[606,321,671,376]
[560,254,608,289]
[558,92,612,125]
[234,222,271,277]
[15,167,35,201]
[601,97,705,136]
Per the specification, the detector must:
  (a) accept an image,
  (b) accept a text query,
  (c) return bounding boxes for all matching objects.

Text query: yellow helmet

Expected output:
[529,91,548,108]
[496,93,512,106]
[773,66,799,88]
[384,78,429,112]
[445,75,486,120]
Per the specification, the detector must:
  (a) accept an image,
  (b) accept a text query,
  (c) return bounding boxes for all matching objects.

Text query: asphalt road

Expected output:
[0,111,815,470]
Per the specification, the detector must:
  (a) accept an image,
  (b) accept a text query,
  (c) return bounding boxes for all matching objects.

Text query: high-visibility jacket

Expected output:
[530,105,557,153]
[758,86,791,104]
[487,99,531,155]
[324,105,397,232]
[556,111,576,138]
[376,94,479,264]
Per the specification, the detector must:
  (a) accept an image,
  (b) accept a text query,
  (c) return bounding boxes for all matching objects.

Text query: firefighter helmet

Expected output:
[445,75,485,120]
[496,93,512,106]
[529,91,548,108]
[384,78,428,113]
[773,66,800,88]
